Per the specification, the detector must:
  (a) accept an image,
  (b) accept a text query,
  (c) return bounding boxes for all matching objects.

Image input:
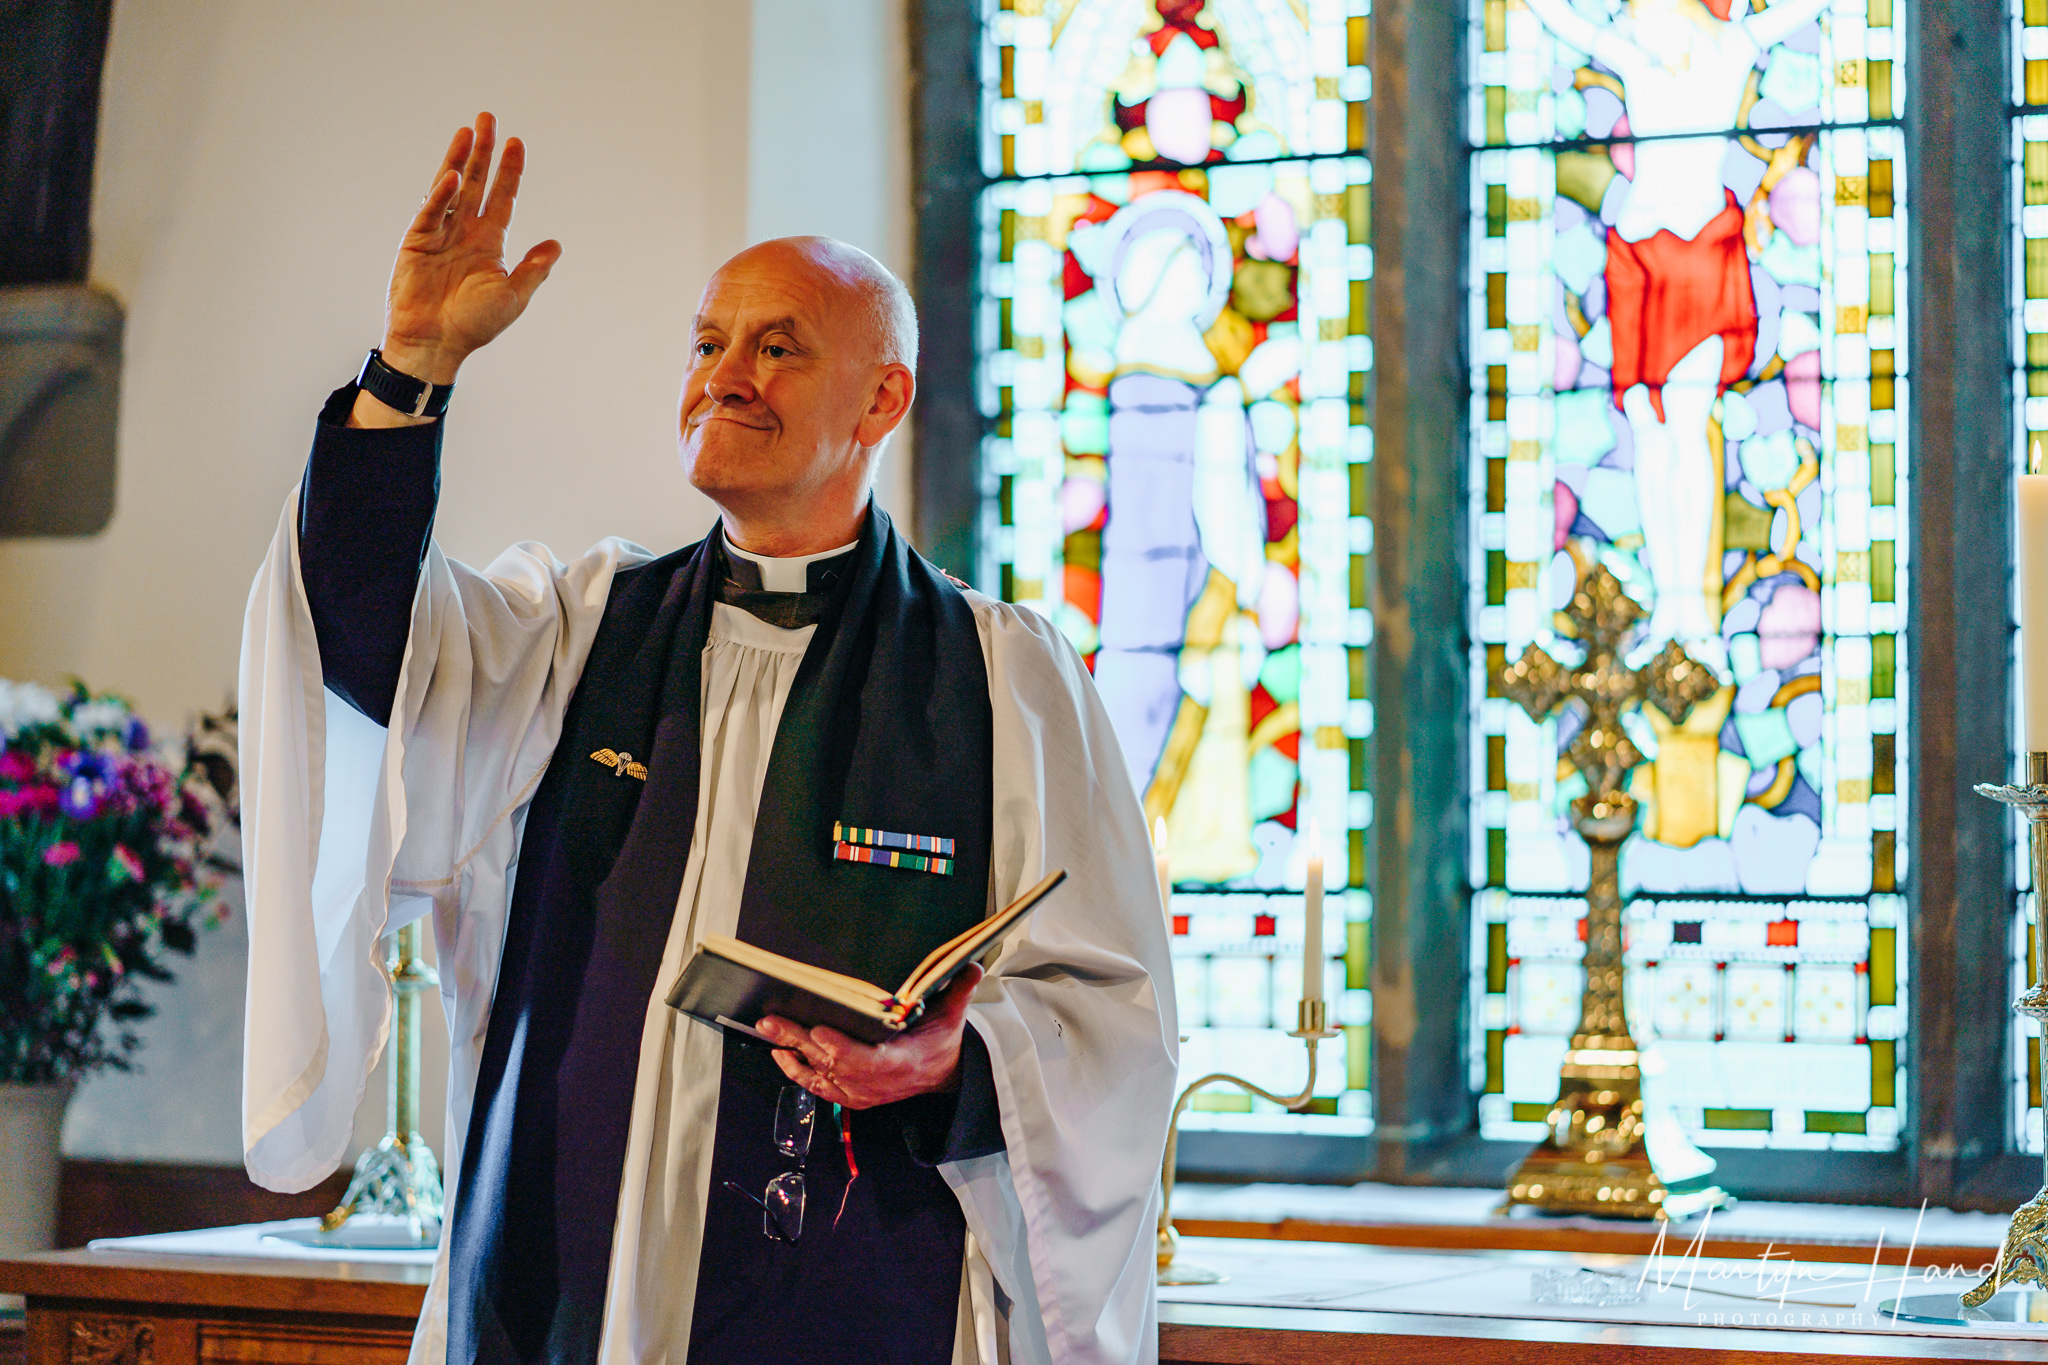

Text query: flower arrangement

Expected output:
[0,680,235,1084]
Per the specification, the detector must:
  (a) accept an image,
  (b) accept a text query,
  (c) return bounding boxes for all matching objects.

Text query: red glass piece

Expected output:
[1266,495,1299,543]
[1063,564,1102,620]
[1248,684,1278,731]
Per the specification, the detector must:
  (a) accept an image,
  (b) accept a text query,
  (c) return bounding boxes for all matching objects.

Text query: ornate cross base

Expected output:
[1503,1059,1722,1219]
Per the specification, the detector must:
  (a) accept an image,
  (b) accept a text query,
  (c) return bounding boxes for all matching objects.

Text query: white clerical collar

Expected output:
[724,536,859,593]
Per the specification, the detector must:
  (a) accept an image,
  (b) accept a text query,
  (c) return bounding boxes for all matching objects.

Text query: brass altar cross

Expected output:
[1496,560,1726,1218]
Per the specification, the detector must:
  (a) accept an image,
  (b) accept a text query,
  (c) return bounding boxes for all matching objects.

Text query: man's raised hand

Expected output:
[354,112,561,426]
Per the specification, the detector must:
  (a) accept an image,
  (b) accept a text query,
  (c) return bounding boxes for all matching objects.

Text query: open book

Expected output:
[665,869,1068,1046]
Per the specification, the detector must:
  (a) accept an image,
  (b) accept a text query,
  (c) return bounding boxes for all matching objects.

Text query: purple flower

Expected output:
[58,777,101,820]
[124,717,150,750]
[63,751,109,783]
[42,841,81,867]
[0,749,32,782]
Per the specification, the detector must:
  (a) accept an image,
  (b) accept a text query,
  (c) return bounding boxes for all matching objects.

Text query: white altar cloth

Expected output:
[1158,1236,2044,1342]
[87,1219,438,1266]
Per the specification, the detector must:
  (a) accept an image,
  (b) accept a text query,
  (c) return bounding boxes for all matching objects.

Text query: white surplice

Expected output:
[237,490,1180,1365]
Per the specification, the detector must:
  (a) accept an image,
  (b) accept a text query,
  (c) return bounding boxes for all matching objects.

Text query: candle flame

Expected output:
[1307,817,1321,858]
[2034,435,2044,478]
[1153,815,1168,851]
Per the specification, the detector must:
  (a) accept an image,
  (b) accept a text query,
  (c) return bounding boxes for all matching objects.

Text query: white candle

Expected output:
[1153,816,1172,921]
[2023,442,2048,754]
[1302,819,1325,1004]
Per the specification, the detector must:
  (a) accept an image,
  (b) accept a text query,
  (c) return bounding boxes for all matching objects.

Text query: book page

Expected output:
[701,936,896,1015]
[899,868,1068,1004]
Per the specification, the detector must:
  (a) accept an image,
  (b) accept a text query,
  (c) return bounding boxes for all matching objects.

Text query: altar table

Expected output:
[8,1227,2048,1363]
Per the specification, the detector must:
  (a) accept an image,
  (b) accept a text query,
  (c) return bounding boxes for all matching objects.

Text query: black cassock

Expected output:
[299,386,1005,1365]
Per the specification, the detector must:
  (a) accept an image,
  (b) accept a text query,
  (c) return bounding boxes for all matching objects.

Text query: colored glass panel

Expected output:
[978,0,1373,1136]
[2015,0,2048,1155]
[1466,0,1908,1150]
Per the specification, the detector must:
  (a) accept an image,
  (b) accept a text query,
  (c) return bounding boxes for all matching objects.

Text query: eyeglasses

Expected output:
[723,1085,815,1242]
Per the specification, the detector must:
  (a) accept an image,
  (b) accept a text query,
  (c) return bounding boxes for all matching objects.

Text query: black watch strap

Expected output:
[357,348,455,419]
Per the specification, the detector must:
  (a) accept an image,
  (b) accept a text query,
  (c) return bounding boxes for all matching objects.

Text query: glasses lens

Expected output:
[775,1086,816,1160]
[763,1170,805,1242]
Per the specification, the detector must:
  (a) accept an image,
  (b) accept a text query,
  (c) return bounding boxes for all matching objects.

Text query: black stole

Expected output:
[445,504,993,1365]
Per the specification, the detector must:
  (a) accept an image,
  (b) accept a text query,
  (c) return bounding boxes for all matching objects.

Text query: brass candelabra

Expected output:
[1963,752,2048,1307]
[1157,998,1339,1285]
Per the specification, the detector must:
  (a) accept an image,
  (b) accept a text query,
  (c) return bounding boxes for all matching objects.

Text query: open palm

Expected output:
[382,113,560,382]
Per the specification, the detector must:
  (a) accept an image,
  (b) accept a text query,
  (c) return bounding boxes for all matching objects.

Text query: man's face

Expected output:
[678,246,893,515]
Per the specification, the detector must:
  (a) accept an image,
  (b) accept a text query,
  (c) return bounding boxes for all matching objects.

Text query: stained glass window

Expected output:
[977,0,1375,1135]
[1466,0,1909,1151]
[2013,0,2046,1154]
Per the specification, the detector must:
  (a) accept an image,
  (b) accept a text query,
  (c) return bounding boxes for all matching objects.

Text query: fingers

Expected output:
[482,136,525,227]
[758,1017,836,1075]
[456,111,497,218]
[919,964,984,1031]
[429,125,472,196]
[405,168,462,238]
[772,1047,855,1106]
[808,1025,862,1055]
[507,239,561,308]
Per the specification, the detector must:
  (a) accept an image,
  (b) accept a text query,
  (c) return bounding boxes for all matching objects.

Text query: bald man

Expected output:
[237,115,1176,1365]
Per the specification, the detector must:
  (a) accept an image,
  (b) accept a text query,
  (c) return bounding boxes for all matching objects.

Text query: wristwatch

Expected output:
[356,348,455,419]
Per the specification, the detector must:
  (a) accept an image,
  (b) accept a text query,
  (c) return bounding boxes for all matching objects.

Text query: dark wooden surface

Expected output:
[907,0,984,579]
[1907,0,2022,1214]
[1367,0,1475,1178]
[0,1251,428,1318]
[56,1160,351,1248]
[1159,1301,2048,1363]
[0,1250,425,1365]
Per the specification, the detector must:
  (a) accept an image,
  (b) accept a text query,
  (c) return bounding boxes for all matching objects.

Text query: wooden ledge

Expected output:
[1158,1302,2048,1363]
[0,1250,428,1319]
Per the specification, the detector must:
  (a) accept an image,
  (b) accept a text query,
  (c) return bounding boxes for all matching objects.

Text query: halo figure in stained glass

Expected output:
[981,0,1374,1137]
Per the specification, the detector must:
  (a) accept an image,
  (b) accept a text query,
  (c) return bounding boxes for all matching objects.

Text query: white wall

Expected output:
[748,0,916,522]
[23,0,911,1170]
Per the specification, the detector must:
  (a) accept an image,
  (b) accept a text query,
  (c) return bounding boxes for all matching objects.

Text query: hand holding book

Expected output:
[666,869,1066,1045]
[757,964,985,1109]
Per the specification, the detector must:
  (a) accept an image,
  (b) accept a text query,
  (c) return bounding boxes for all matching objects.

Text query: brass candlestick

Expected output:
[313,922,444,1247]
[1963,752,2048,1307]
[1497,561,1728,1219]
[1157,998,1339,1285]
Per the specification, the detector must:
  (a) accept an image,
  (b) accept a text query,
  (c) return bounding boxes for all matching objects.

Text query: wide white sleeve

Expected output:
[947,596,1180,1365]
[237,484,646,1192]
